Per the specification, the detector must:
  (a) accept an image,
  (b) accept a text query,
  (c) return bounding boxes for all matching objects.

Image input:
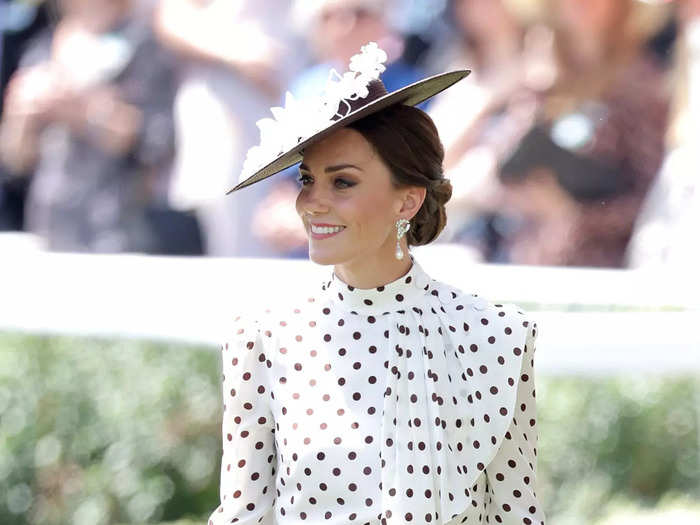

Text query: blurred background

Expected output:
[0,0,699,523]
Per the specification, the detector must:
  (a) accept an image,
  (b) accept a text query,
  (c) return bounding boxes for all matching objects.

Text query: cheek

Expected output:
[295,187,317,221]
[343,190,395,240]
[294,191,304,217]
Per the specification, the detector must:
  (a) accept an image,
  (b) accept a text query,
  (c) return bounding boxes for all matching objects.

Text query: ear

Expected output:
[398,185,427,220]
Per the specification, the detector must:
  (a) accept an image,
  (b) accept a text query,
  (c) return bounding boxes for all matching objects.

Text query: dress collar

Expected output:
[321,255,433,314]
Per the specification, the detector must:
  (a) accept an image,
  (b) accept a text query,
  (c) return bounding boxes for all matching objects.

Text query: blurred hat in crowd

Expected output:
[500,0,547,22]
[291,0,396,32]
[529,0,673,39]
[226,42,469,194]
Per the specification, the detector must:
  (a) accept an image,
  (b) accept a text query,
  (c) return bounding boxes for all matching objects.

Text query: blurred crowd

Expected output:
[0,0,697,268]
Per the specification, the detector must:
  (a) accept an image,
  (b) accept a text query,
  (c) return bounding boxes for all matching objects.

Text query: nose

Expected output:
[297,182,330,217]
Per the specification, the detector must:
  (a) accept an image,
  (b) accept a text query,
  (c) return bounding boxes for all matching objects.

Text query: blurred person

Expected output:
[0,0,50,231]
[209,42,545,525]
[289,0,425,99]
[426,0,549,260]
[626,0,700,269]
[249,0,427,257]
[493,0,671,267]
[155,0,299,257]
[0,0,201,254]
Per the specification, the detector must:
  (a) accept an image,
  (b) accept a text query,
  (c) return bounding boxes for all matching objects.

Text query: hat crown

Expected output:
[331,78,389,121]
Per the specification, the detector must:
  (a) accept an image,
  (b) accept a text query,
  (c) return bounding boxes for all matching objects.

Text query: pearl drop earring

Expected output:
[395,218,410,260]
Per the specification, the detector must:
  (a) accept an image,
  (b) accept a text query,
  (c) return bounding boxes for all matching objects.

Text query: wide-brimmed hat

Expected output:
[227,42,470,194]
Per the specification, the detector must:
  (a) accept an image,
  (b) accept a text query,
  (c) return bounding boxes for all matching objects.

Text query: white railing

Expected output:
[1,235,698,374]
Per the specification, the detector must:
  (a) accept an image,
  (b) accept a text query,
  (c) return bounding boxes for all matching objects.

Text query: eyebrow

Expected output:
[299,163,363,173]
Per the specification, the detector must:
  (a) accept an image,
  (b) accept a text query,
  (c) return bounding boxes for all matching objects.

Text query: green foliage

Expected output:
[0,333,221,525]
[536,374,700,524]
[0,332,698,524]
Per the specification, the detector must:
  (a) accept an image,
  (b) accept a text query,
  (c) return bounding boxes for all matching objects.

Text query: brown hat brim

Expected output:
[227,69,471,194]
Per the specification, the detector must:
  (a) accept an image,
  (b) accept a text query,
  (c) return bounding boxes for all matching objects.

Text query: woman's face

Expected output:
[454,0,512,40]
[312,4,386,63]
[554,0,625,38]
[295,127,411,267]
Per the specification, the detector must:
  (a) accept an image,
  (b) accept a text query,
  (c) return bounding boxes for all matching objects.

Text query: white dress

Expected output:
[208,257,545,524]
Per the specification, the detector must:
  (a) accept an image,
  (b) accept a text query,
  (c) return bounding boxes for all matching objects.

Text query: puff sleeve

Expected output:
[484,318,546,524]
[208,315,277,524]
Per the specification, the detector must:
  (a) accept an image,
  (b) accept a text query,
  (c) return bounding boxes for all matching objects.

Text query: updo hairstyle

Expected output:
[347,104,452,246]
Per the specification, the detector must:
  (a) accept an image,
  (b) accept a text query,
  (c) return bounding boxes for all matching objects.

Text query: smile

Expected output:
[310,224,346,239]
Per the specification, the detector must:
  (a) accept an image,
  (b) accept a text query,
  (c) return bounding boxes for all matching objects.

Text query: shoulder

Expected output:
[221,311,261,349]
[428,277,536,337]
[222,291,325,343]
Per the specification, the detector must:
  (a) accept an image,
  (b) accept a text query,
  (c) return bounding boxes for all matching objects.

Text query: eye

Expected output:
[334,178,355,189]
[297,173,312,186]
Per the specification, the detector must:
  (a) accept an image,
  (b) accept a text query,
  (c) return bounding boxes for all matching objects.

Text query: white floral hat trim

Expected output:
[239,42,388,184]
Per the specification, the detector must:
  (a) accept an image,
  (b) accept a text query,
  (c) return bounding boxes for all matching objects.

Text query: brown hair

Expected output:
[347,104,452,246]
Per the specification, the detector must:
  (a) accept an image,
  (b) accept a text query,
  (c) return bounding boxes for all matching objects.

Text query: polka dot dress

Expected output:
[209,256,545,525]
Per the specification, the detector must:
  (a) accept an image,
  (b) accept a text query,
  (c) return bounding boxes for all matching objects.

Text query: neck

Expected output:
[333,241,412,289]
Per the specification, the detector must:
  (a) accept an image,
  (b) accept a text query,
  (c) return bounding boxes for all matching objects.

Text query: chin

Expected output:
[308,247,345,266]
[308,238,365,266]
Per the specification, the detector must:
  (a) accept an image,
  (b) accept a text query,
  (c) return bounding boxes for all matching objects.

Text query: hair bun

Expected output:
[408,177,453,246]
[431,178,453,205]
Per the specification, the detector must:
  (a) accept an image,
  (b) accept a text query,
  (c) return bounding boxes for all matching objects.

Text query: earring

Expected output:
[395,218,410,260]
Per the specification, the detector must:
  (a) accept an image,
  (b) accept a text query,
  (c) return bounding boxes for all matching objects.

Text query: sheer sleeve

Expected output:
[208,315,277,524]
[484,318,545,524]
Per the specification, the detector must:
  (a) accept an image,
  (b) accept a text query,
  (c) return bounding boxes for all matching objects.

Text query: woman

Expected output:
[0,0,188,253]
[425,0,545,259]
[154,0,298,257]
[208,43,544,524]
[496,0,670,267]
